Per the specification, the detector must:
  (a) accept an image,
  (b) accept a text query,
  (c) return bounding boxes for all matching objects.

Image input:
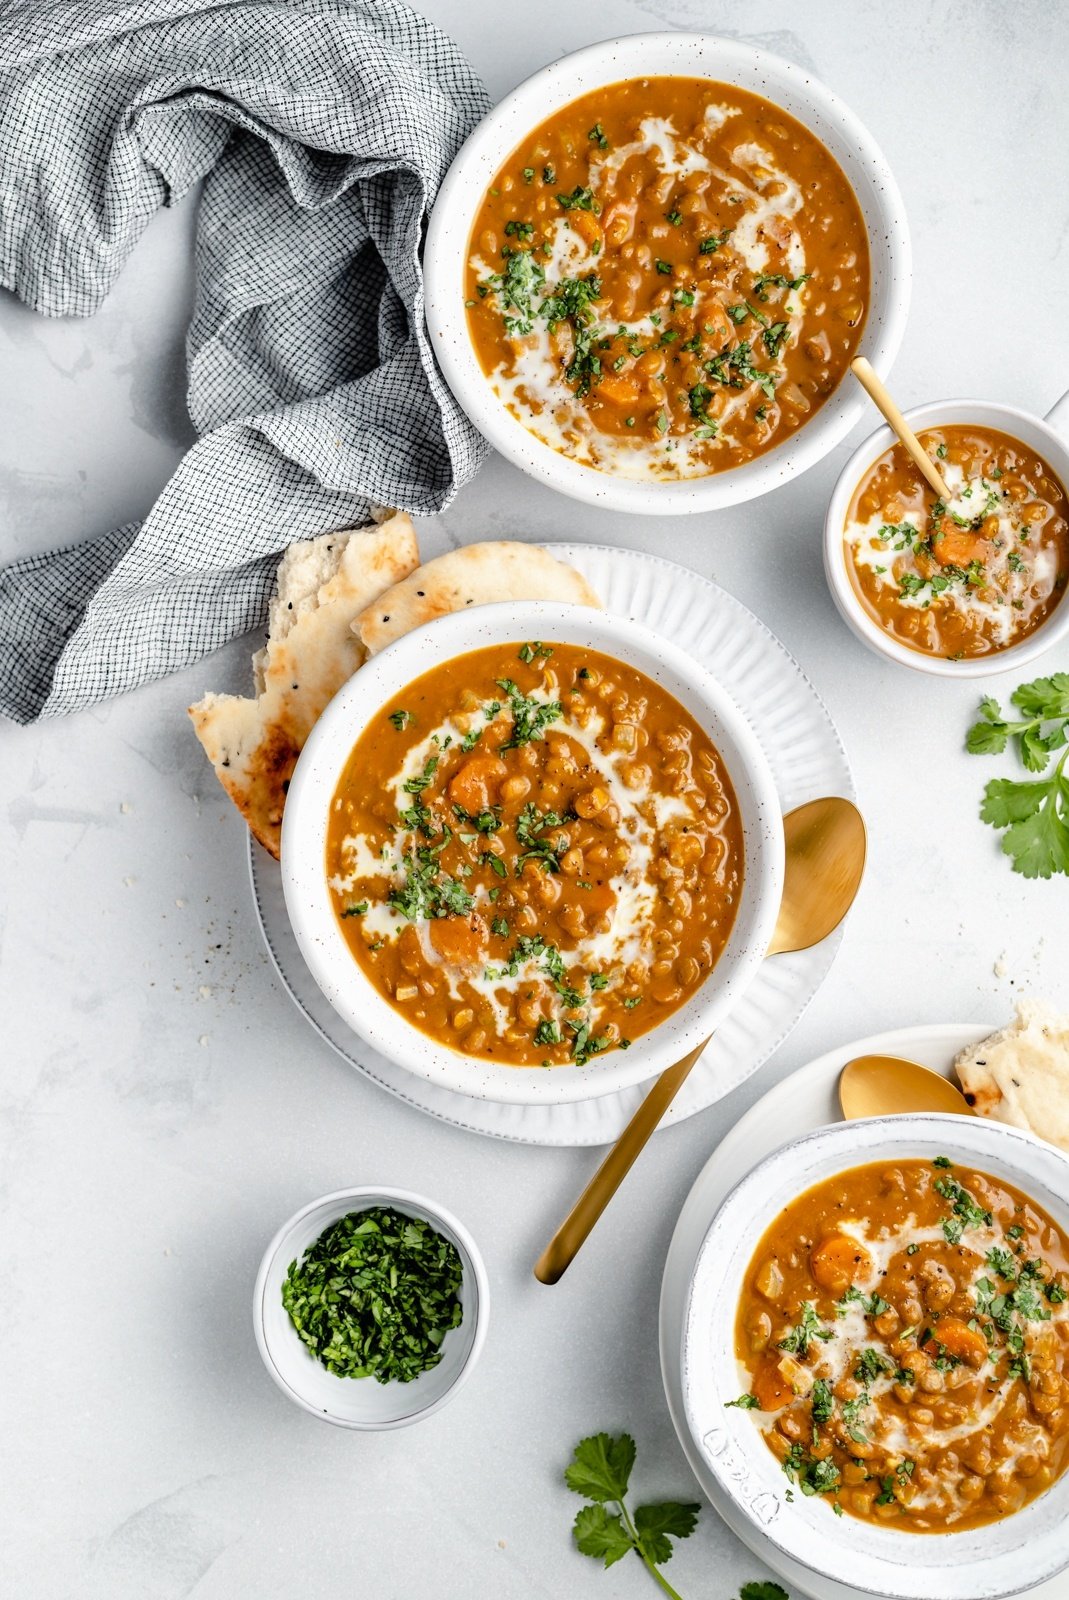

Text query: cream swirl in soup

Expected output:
[844,426,1069,659]
[464,78,870,480]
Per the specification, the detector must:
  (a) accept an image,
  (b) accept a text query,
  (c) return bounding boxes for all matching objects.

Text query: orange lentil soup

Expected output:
[464,77,869,480]
[325,641,743,1068]
[731,1157,1069,1532]
[844,426,1069,659]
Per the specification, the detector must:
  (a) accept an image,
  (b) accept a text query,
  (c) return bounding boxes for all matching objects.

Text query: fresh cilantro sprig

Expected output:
[966,675,1069,877]
[967,674,1069,771]
[566,1434,700,1599]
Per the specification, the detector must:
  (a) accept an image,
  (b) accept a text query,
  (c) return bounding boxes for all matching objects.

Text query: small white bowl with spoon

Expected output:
[824,363,1069,676]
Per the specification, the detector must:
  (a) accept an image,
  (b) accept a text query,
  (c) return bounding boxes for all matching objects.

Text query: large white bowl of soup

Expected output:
[682,1114,1069,1599]
[280,601,784,1105]
[423,32,910,514]
[824,394,1069,675]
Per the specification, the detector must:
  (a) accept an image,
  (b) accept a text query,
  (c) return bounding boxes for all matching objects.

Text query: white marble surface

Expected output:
[3,4,1069,1597]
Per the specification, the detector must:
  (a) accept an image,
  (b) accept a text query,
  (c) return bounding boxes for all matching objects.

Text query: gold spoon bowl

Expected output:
[839,1053,974,1120]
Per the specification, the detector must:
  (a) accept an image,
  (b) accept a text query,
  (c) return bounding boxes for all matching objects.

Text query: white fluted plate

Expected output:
[249,542,853,1146]
[659,1022,1069,1600]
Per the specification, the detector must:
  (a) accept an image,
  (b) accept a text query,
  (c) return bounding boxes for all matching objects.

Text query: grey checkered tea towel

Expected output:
[0,0,491,724]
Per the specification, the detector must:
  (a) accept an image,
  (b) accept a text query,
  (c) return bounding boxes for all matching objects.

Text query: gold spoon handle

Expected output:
[533,1036,709,1284]
[850,356,950,501]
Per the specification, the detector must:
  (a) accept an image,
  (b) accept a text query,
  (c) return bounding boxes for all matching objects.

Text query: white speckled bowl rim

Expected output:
[681,1112,1069,1599]
[253,1185,489,1430]
[824,392,1069,676]
[424,30,912,514]
[280,598,784,1105]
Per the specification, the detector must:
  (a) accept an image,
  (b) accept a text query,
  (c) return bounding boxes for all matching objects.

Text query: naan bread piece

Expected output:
[954,998,1069,1154]
[189,513,419,858]
[353,541,600,655]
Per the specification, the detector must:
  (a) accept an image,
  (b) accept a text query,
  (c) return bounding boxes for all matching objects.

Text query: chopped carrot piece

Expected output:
[751,1354,795,1411]
[931,525,989,569]
[810,1233,873,1296]
[923,1317,989,1369]
[429,915,486,971]
[597,373,641,409]
[448,755,508,815]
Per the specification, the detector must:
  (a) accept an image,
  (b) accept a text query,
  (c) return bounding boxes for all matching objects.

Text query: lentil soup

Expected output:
[325,641,743,1068]
[465,77,870,480]
[732,1156,1069,1532]
[844,426,1069,659]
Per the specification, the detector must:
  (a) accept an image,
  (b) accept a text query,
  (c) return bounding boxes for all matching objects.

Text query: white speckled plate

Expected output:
[659,1023,1069,1600]
[249,542,853,1146]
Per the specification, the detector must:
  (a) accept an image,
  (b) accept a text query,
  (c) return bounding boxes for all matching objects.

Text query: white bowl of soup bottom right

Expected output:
[681,1114,1069,1600]
[823,392,1069,676]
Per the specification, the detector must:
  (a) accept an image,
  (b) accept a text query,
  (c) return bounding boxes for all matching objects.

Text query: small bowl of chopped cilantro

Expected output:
[254,1187,489,1428]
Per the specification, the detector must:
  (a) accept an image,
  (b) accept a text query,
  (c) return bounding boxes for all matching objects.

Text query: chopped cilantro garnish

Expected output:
[518,640,553,663]
[494,677,563,748]
[480,246,546,336]
[778,1302,831,1358]
[557,185,600,214]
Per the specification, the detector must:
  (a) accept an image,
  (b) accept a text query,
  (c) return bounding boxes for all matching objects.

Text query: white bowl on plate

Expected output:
[281,599,784,1106]
[423,30,911,515]
[681,1113,1069,1600]
[824,390,1069,676]
[254,1186,488,1430]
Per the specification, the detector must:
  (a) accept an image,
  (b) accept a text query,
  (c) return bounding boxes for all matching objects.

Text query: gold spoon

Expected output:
[839,1054,974,1120]
[534,796,867,1285]
[850,356,951,501]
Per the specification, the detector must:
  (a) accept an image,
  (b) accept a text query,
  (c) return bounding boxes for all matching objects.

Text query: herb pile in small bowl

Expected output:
[281,1206,463,1384]
[254,1187,488,1429]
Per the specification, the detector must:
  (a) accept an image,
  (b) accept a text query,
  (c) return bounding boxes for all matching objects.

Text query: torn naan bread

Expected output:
[954,998,1069,1154]
[353,541,600,655]
[189,513,419,858]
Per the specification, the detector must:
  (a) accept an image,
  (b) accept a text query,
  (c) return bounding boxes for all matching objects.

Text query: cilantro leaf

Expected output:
[997,786,1069,878]
[565,1433,635,1502]
[980,775,1051,828]
[565,1433,700,1591]
[573,1503,633,1567]
[633,1501,700,1565]
[810,1377,834,1424]
[966,699,1010,756]
[740,1586,790,1600]
[1011,673,1069,720]
[980,761,1069,878]
[967,678,1069,773]
[971,673,1069,882]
